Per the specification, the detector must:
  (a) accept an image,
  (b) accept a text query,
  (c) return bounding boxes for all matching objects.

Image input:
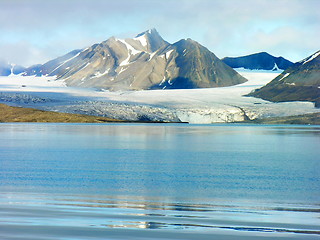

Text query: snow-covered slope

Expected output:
[0,69,318,123]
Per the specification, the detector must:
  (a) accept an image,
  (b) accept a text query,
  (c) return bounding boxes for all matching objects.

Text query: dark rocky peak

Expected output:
[254,52,271,57]
[173,38,219,60]
[173,38,203,53]
[222,52,293,71]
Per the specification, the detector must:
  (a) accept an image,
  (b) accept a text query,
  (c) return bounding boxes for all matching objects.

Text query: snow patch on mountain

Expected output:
[272,62,280,71]
[119,54,131,66]
[149,51,158,60]
[301,51,320,65]
[49,51,82,75]
[117,39,141,55]
[278,73,290,81]
[90,68,110,79]
[134,35,148,47]
[165,49,174,59]
[9,64,15,76]
[159,76,166,86]
[118,67,128,74]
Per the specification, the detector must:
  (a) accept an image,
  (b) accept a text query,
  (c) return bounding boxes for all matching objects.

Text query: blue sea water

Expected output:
[0,123,319,239]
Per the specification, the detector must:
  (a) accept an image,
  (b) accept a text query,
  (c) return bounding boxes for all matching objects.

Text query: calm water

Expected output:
[0,123,319,240]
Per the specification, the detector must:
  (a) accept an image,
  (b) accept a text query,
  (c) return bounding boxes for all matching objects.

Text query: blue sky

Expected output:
[0,0,319,66]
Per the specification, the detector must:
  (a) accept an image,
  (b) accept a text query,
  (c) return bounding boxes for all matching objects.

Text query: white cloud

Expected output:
[0,0,319,65]
[0,41,49,67]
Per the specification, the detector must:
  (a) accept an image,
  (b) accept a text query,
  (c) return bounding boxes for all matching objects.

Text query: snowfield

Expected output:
[0,70,319,123]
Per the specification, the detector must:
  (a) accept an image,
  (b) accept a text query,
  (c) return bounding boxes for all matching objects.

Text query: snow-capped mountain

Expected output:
[24,29,246,90]
[222,52,293,71]
[0,60,26,76]
[249,50,320,107]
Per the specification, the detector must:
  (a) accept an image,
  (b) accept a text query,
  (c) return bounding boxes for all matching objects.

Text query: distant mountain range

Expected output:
[21,29,247,90]
[0,60,25,76]
[222,52,293,71]
[248,50,320,107]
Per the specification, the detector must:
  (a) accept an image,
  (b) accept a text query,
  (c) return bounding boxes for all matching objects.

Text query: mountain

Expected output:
[248,50,320,107]
[0,60,26,76]
[24,29,247,90]
[157,38,247,89]
[222,52,293,71]
[23,49,82,76]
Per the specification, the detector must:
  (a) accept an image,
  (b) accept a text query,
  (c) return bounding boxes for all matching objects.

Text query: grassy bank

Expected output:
[0,103,122,123]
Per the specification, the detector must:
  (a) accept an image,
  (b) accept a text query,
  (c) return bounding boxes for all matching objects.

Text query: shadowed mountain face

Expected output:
[249,50,320,107]
[24,29,247,90]
[0,60,26,76]
[222,52,293,71]
[155,39,247,89]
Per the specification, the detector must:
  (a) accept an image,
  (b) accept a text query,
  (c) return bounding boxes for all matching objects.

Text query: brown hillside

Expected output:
[0,104,121,123]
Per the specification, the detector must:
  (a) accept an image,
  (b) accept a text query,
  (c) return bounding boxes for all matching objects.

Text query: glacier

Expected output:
[0,69,319,123]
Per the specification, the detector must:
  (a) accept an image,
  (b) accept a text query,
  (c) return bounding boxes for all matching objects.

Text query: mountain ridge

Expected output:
[22,29,247,90]
[222,52,293,71]
[248,50,320,107]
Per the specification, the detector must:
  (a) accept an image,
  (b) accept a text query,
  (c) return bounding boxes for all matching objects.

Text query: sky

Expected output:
[0,0,319,67]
